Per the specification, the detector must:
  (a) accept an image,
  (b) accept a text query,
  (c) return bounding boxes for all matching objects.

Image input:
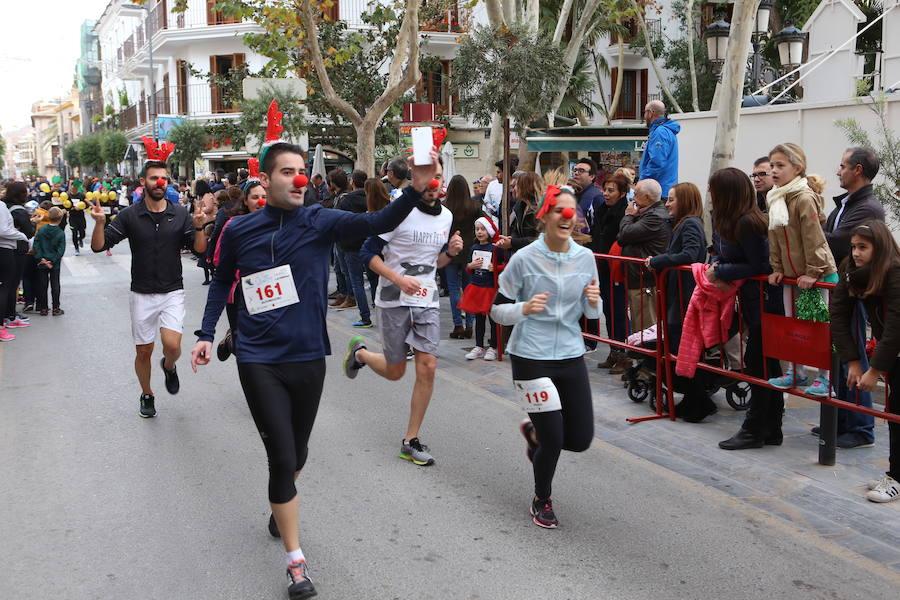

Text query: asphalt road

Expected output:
[2,226,898,600]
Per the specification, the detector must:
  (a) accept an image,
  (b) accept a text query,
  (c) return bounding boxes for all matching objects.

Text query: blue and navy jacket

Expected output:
[197,186,423,363]
[639,117,680,196]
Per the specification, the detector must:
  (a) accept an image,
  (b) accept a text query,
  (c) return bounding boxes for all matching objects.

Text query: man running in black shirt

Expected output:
[90,160,207,417]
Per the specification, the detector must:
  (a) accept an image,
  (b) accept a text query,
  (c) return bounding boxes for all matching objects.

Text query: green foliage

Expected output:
[167,120,208,177]
[0,133,5,170]
[118,88,130,108]
[452,23,567,130]
[658,0,717,111]
[557,51,605,124]
[796,288,829,322]
[78,133,103,168]
[100,130,128,168]
[63,138,82,168]
[774,0,819,27]
[836,92,900,223]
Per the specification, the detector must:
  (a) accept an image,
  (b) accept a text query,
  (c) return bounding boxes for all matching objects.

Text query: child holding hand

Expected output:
[830,221,900,503]
[459,216,505,361]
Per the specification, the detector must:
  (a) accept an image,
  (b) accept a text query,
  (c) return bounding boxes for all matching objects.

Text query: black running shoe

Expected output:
[530,497,558,529]
[217,329,233,362]
[286,560,317,600]
[160,358,180,394]
[268,513,281,538]
[140,394,156,418]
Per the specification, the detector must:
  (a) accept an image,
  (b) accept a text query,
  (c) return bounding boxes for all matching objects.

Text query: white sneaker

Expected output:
[483,347,497,361]
[866,476,900,503]
[465,346,485,360]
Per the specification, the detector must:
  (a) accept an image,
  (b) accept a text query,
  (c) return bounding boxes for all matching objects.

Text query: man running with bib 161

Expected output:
[190,141,440,600]
[343,159,464,467]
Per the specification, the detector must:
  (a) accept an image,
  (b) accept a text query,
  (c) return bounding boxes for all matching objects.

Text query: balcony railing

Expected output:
[340,0,467,32]
[116,83,242,132]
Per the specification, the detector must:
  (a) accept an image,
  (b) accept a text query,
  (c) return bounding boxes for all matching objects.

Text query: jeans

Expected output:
[366,268,378,304]
[343,251,371,321]
[598,265,628,342]
[836,301,875,439]
[443,262,473,328]
[332,244,349,297]
[22,254,37,307]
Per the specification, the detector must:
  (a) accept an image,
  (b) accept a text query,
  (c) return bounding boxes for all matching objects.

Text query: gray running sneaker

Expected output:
[342,336,367,379]
[400,437,435,466]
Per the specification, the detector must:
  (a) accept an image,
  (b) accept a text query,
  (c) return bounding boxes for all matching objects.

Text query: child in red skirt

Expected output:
[459,216,506,360]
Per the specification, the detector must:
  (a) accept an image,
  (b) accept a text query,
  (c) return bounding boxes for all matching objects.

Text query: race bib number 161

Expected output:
[241,265,300,315]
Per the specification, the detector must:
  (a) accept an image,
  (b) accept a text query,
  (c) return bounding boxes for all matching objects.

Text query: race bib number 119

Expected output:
[513,377,562,413]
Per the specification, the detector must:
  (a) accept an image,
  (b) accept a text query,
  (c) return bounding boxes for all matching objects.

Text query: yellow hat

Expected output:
[40,183,51,193]
[63,200,72,209]
[76,201,86,211]
[108,190,117,201]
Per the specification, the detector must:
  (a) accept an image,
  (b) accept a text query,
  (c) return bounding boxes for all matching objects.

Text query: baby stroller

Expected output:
[622,326,751,411]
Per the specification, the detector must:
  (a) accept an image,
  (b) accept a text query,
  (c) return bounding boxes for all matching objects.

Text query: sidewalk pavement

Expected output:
[329,292,900,575]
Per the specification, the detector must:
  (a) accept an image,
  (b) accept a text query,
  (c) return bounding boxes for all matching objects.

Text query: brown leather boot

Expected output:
[463,327,473,339]
[449,325,465,339]
[597,349,619,369]
[338,296,357,309]
[609,354,633,375]
[329,294,346,307]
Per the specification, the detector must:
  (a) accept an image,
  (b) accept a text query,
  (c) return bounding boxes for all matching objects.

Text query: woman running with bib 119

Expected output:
[491,185,600,528]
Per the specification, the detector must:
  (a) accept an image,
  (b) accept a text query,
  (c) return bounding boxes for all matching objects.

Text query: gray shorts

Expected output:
[378,306,441,364]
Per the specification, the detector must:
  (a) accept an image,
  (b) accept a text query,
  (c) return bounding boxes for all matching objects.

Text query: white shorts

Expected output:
[129,290,186,346]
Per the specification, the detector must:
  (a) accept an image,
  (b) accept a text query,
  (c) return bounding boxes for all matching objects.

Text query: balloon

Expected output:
[52,191,60,198]
[108,190,117,201]
[293,174,308,188]
[60,192,68,202]
[85,191,94,201]
[40,183,51,193]
[561,207,575,220]
[63,200,72,209]
[428,179,440,190]
[76,201,86,211]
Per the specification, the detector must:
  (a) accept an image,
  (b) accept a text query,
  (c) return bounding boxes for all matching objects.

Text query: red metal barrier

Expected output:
[652,265,898,426]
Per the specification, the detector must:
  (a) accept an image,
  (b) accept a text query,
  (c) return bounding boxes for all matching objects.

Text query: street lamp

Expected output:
[774,21,806,71]
[704,14,730,76]
[755,0,773,37]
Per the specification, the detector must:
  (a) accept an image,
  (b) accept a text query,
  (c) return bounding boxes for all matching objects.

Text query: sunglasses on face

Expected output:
[750,171,770,179]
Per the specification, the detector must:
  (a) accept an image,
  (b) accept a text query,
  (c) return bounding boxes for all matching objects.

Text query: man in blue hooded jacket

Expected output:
[638,100,680,199]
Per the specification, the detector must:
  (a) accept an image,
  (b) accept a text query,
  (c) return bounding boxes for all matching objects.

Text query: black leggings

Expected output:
[237,360,326,504]
[474,314,496,348]
[510,355,594,499]
[71,226,86,250]
[3,252,25,320]
[0,248,14,325]
[886,358,900,481]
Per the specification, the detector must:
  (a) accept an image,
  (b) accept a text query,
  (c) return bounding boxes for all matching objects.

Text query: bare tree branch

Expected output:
[553,0,576,44]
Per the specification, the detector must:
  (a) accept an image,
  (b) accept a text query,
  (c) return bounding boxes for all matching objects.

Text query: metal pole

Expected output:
[147,5,157,142]
[818,353,839,466]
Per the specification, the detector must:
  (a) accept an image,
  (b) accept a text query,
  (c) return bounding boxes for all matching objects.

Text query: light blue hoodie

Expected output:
[491,234,600,361]
[639,117,681,196]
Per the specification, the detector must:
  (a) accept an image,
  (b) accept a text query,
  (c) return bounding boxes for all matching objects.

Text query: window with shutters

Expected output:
[207,0,240,25]
[209,54,245,113]
[416,59,456,116]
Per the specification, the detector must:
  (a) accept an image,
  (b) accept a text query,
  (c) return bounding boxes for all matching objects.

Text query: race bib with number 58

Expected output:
[241,265,300,315]
[513,377,562,413]
[400,279,437,307]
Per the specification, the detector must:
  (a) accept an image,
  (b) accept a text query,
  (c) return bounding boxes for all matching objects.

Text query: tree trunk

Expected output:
[590,47,610,119]
[489,114,504,166]
[355,124,376,177]
[631,0,683,114]
[501,118,510,236]
[548,0,604,120]
[686,0,699,112]
[607,28,626,124]
[708,0,759,175]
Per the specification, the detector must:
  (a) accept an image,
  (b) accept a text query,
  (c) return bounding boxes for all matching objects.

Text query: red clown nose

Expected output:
[561,207,575,220]
[293,174,309,188]
[257,198,266,208]
[428,179,440,190]
[156,178,167,188]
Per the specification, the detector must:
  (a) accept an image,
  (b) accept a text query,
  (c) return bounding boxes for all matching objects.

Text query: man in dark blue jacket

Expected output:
[639,100,680,198]
[190,142,439,600]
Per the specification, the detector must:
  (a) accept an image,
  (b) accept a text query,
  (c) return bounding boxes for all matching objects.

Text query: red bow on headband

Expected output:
[536,185,562,219]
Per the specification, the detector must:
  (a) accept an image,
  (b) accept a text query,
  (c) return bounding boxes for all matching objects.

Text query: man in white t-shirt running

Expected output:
[343,163,463,465]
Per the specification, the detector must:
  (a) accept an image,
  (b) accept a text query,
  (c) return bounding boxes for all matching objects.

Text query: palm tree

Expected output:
[558,50,606,125]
